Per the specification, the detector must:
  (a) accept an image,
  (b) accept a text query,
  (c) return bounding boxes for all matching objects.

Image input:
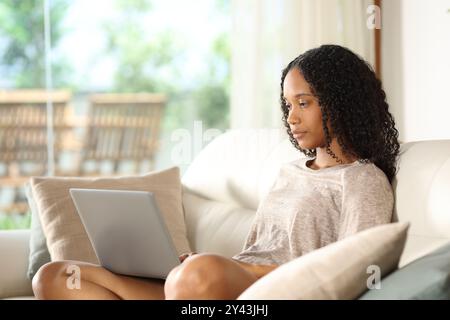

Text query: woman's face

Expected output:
[283,67,328,150]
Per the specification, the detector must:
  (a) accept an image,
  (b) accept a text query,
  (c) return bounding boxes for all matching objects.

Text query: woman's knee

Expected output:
[32,260,78,299]
[164,254,235,299]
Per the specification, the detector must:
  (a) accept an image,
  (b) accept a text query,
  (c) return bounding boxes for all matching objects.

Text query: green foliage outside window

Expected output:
[0,0,71,88]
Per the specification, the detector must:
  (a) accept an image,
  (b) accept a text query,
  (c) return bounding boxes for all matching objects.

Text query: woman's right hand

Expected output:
[179,252,197,263]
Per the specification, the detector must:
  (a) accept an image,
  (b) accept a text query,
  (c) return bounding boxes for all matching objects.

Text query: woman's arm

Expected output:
[339,167,394,240]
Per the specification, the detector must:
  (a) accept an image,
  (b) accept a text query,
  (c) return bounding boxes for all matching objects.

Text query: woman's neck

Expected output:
[310,139,357,170]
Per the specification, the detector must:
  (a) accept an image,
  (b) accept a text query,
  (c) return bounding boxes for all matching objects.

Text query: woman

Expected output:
[32,44,400,300]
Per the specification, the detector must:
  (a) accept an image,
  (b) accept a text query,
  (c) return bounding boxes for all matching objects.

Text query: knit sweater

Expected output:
[232,157,394,265]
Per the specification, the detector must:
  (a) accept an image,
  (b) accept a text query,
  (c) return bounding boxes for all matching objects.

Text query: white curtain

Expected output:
[230,0,375,129]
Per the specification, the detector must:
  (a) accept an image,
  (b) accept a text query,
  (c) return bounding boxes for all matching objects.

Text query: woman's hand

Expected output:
[179,252,197,263]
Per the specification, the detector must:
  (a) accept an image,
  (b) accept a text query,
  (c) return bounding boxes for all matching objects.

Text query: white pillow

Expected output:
[238,222,409,300]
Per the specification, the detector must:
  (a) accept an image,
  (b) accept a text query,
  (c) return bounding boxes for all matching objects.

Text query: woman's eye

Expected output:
[299,101,308,108]
[285,103,292,110]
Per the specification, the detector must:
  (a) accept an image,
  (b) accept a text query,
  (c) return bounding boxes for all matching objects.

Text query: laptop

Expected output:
[69,188,180,279]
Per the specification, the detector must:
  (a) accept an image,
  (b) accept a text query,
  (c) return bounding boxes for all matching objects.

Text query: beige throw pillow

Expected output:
[30,166,191,264]
[238,222,409,300]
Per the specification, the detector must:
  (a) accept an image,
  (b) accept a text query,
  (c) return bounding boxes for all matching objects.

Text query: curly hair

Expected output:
[280,44,400,183]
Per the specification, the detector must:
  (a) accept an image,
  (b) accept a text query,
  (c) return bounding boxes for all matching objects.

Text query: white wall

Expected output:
[383,0,450,143]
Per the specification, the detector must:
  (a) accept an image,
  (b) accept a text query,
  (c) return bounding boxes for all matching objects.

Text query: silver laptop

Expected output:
[69,188,180,279]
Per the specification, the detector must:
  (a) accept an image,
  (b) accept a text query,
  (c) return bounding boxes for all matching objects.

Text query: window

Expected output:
[0,0,230,228]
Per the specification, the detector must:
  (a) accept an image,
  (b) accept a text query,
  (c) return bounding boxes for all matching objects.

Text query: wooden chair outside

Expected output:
[0,89,72,214]
[75,93,166,176]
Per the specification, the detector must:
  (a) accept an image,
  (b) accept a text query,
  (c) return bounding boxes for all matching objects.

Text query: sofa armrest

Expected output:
[0,229,33,298]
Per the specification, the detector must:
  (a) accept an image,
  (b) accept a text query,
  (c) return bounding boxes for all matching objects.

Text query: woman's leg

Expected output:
[164,253,258,300]
[32,260,165,300]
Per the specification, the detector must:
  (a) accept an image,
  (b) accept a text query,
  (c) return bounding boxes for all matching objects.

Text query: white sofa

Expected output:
[1,128,450,299]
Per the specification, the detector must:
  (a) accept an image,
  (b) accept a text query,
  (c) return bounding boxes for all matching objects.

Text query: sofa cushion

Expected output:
[359,241,450,299]
[393,140,450,267]
[237,222,409,300]
[182,190,255,257]
[182,128,303,210]
[0,230,34,299]
[29,166,191,266]
[25,182,51,280]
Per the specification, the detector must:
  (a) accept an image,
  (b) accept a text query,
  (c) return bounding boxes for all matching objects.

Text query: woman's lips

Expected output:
[292,131,307,139]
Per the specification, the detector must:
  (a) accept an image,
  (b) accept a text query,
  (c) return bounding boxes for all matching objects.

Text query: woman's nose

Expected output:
[287,108,300,125]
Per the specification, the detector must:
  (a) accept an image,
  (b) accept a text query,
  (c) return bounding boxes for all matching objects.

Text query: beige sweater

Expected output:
[232,157,394,265]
